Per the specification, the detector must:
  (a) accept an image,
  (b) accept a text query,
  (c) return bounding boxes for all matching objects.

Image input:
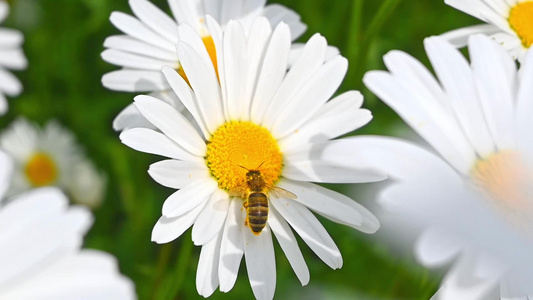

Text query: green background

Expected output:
[2,0,480,299]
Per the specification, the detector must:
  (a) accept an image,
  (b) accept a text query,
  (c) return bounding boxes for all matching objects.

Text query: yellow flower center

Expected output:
[509,1,533,48]
[205,121,283,192]
[24,152,58,187]
[178,35,219,84]
[471,151,532,210]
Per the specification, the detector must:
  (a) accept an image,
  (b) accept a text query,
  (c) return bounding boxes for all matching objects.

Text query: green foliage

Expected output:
[3,0,479,299]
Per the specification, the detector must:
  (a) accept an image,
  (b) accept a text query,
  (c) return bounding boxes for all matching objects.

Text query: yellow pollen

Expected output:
[178,35,219,85]
[471,151,532,209]
[24,152,58,187]
[509,1,533,48]
[205,121,283,192]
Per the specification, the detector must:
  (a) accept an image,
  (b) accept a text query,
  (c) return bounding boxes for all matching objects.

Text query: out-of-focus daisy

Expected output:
[441,0,533,62]
[102,0,308,131]
[120,17,381,299]
[0,118,107,209]
[0,0,27,114]
[0,151,136,299]
[363,35,533,298]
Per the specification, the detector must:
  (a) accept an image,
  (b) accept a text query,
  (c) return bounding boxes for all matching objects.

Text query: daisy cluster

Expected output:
[0,0,532,299]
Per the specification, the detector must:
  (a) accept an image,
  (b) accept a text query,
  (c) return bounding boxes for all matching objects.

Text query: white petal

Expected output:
[113,103,155,131]
[177,42,225,133]
[250,23,291,123]
[129,0,179,42]
[243,225,276,300]
[261,4,305,41]
[205,15,229,120]
[468,34,516,151]
[102,69,169,92]
[161,66,210,139]
[119,128,199,161]
[192,189,229,246]
[103,35,176,61]
[363,70,476,174]
[196,230,222,297]
[0,250,136,300]
[415,228,463,267]
[0,151,12,200]
[440,24,501,47]
[0,2,8,23]
[0,48,27,70]
[218,198,244,292]
[268,207,309,286]
[516,49,533,153]
[271,56,348,139]
[0,28,23,47]
[279,91,371,150]
[283,139,387,183]
[101,49,175,70]
[219,0,245,25]
[278,179,380,233]
[134,95,206,156]
[424,36,495,157]
[261,33,327,128]
[168,0,202,32]
[148,159,209,189]
[109,11,174,51]
[271,197,342,269]
[151,202,206,244]
[162,179,217,218]
[0,68,22,96]
[0,92,7,115]
[223,20,248,121]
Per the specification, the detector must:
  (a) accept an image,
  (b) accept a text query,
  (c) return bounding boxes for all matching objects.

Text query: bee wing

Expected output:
[269,186,297,199]
[228,184,247,198]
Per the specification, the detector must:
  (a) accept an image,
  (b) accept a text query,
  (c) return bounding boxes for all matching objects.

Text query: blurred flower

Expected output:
[441,0,533,62]
[0,0,27,114]
[101,0,307,131]
[120,17,381,299]
[363,35,533,299]
[0,118,107,209]
[0,151,136,299]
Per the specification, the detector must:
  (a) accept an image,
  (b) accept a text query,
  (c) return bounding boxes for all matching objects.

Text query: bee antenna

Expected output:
[257,161,265,169]
[238,165,250,171]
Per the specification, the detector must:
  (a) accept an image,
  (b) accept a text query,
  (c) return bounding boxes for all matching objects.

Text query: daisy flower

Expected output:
[0,118,107,209]
[363,34,533,298]
[120,17,381,299]
[0,152,136,299]
[441,0,533,62]
[0,0,27,114]
[101,0,309,131]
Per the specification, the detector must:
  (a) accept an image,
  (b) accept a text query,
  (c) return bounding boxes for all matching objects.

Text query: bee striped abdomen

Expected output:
[247,192,268,235]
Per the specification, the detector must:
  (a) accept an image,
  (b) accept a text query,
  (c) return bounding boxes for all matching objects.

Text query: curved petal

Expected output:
[218,198,244,292]
[148,159,209,189]
[102,69,169,92]
[192,189,229,246]
[103,35,176,61]
[243,225,276,300]
[151,202,206,244]
[278,179,380,233]
[271,197,342,269]
[109,11,174,51]
[134,95,206,156]
[101,49,175,70]
[268,207,309,286]
[223,20,248,121]
[162,179,217,218]
[119,128,199,161]
[113,103,155,131]
[440,24,501,48]
[129,0,179,42]
[0,151,12,200]
[0,68,22,96]
[196,230,222,298]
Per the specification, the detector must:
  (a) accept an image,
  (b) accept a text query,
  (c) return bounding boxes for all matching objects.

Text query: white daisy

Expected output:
[101,0,311,131]
[0,118,107,209]
[120,17,381,299]
[0,0,27,114]
[441,0,533,62]
[362,35,533,298]
[0,152,136,299]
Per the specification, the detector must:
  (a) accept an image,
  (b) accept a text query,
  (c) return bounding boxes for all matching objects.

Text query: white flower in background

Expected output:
[102,0,309,131]
[441,0,533,62]
[362,35,533,299]
[0,118,107,209]
[0,152,136,299]
[120,17,381,299]
[0,0,27,114]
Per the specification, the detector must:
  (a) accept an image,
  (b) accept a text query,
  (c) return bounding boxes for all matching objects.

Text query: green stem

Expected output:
[346,0,364,62]
[353,0,403,84]
[165,232,194,300]
[150,243,174,300]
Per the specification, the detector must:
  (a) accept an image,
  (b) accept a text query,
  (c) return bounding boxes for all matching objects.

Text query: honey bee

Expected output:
[230,165,297,235]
